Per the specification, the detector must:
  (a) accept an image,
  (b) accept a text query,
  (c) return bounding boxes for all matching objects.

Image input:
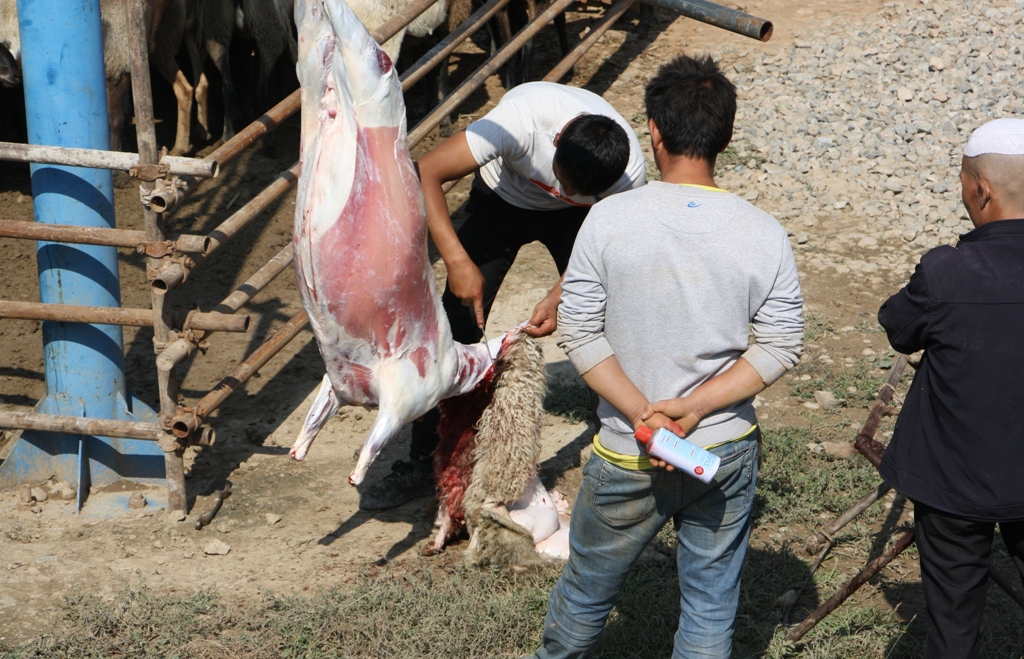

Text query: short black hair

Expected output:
[553,114,630,197]
[644,54,736,161]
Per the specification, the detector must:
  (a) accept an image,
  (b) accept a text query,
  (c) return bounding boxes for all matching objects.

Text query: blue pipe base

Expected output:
[0,391,165,513]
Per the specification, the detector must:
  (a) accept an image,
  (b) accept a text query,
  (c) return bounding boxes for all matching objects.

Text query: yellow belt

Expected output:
[592,424,758,471]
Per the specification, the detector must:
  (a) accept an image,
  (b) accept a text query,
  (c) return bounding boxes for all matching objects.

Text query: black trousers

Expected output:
[408,179,589,464]
[914,501,1024,659]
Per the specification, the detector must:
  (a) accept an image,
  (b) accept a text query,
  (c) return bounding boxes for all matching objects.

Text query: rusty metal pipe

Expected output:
[152,164,298,293]
[640,0,772,41]
[543,0,636,83]
[0,142,220,178]
[0,300,249,332]
[212,244,295,316]
[171,310,310,438]
[854,353,909,469]
[784,530,916,642]
[400,0,515,91]
[371,0,445,45]
[0,219,209,255]
[409,0,580,146]
[203,165,299,258]
[0,409,168,441]
[0,219,146,247]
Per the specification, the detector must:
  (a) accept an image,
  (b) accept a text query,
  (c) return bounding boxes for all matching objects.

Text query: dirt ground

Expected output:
[0,0,926,647]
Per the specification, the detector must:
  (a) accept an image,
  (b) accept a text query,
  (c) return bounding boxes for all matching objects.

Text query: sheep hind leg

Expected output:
[289,375,341,462]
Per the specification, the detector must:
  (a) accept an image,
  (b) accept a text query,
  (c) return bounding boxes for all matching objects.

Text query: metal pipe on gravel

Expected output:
[400,0,515,91]
[639,0,772,41]
[0,142,219,178]
[170,311,311,438]
[408,0,580,146]
[542,0,636,83]
[0,300,250,333]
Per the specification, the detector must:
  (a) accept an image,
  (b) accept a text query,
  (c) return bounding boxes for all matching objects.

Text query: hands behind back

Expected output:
[638,399,703,471]
[635,412,688,472]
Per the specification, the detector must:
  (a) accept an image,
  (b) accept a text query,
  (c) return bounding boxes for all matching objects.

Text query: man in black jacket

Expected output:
[878,118,1024,659]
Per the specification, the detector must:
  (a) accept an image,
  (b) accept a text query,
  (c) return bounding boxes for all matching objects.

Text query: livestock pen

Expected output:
[0,0,770,514]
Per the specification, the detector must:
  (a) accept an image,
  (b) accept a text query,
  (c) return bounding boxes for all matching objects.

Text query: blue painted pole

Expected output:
[0,0,163,507]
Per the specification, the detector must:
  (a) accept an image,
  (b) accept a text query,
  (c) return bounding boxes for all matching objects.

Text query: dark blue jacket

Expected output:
[878,219,1024,522]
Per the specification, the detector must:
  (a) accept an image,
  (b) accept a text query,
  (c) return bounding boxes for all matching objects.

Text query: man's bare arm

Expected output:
[417,131,487,329]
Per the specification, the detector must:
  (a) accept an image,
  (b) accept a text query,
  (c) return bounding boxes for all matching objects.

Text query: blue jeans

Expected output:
[533,435,759,659]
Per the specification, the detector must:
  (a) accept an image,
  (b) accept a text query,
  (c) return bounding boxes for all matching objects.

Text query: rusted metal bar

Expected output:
[0,300,249,333]
[782,482,894,624]
[171,310,311,438]
[373,0,445,47]
[785,530,916,642]
[0,410,167,441]
[203,165,299,258]
[542,0,636,83]
[806,482,893,556]
[640,0,772,41]
[0,141,219,178]
[0,219,146,247]
[195,485,231,530]
[125,0,184,517]
[409,0,580,146]
[854,353,909,468]
[400,0,514,91]
[152,164,299,292]
[0,219,208,254]
[212,244,294,316]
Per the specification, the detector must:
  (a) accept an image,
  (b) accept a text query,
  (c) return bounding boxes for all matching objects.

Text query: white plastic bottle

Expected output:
[634,426,721,483]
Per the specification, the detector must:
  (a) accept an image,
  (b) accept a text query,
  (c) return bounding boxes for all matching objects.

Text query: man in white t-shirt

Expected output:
[358,81,646,510]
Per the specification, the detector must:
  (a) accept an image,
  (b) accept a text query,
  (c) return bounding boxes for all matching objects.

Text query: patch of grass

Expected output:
[3,565,562,659]
[854,320,885,334]
[544,378,594,424]
[753,424,881,527]
[804,312,834,342]
[789,361,888,407]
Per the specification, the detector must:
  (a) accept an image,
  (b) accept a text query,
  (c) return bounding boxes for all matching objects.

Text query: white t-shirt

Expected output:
[464,82,646,211]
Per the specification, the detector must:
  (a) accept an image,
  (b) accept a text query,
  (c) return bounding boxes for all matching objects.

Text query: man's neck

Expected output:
[657,153,718,188]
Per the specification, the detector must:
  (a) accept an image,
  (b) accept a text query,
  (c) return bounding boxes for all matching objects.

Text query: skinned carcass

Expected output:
[290,0,520,486]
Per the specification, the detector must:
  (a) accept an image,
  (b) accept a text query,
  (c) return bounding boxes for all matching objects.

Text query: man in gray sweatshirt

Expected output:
[530,55,804,659]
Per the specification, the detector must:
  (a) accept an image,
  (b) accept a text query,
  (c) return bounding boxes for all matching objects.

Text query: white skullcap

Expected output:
[963,118,1024,157]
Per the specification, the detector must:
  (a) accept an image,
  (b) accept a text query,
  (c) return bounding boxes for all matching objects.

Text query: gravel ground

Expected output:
[703,0,1024,283]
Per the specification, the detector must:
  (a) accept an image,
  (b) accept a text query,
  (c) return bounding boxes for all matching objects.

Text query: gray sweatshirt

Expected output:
[557,181,804,454]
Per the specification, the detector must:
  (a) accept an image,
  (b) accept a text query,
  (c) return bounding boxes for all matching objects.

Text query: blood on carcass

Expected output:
[289,0,522,485]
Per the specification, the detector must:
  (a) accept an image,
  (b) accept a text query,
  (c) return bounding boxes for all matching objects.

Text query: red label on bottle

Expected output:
[694,466,704,475]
